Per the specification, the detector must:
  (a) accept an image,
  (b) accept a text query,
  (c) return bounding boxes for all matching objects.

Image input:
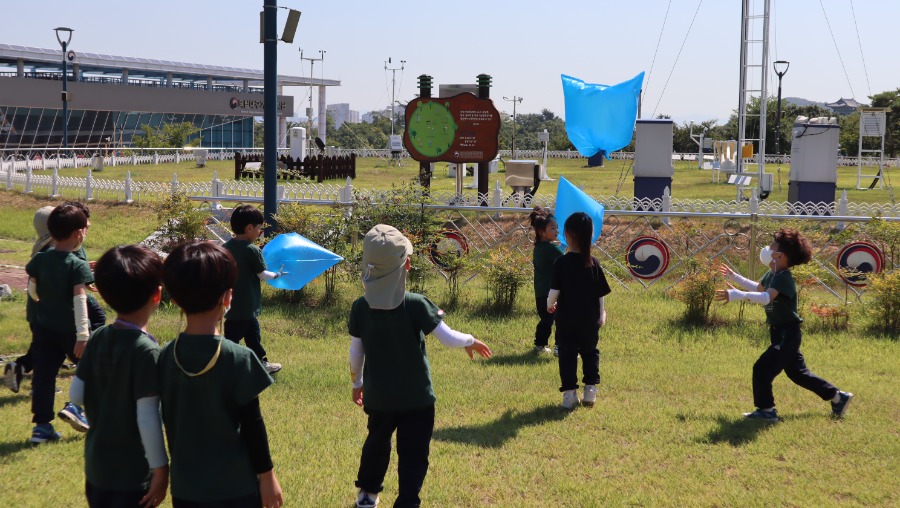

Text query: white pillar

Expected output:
[166,72,173,86]
[25,166,33,193]
[17,59,24,77]
[124,171,133,203]
[122,68,128,83]
[211,171,221,209]
[318,85,327,145]
[207,76,213,89]
[243,79,249,92]
[85,168,94,200]
[51,168,59,197]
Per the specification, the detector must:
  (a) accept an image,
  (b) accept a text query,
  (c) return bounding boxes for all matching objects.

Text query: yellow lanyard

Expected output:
[173,335,222,377]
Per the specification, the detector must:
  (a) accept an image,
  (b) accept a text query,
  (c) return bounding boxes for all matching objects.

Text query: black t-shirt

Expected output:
[550,252,611,327]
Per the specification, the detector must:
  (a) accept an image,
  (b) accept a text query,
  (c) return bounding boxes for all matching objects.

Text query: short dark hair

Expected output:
[47,204,87,241]
[564,212,595,267]
[230,205,264,234]
[774,228,812,267]
[94,245,163,314]
[65,201,91,220]
[163,241,236,314]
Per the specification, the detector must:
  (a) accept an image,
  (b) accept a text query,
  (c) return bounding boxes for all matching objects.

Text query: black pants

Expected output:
[752,322,838,409]
[556,323,600,392]
[224,318,267,362]
[356,405,435,508]
[171,492,261,508]
[30,323,77,424]
[18,297,105,374]
[86,481,147,508]
[534,296,555,348]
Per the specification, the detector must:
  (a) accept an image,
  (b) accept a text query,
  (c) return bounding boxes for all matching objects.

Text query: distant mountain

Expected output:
[784,97,828,109]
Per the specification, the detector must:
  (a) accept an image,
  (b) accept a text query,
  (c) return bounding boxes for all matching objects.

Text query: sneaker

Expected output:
[831,391,854,418]
[553,345,559,357]
[264,361,283,374]
[583,385,598,407]
[30,423,61,444]
[562,389,580,410]
[58,402,89,432]
[4,361,23,393]
[533,345,551,354]
[743,408,779,422]
[356,489,379,508]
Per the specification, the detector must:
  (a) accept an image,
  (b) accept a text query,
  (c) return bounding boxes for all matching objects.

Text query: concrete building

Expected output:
[326,103,359,129]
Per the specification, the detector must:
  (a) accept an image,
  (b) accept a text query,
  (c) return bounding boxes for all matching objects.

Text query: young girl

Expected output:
[159,241,283,507]
[547,212,611,409]
[529,206,565,355]
[716,228,853,422]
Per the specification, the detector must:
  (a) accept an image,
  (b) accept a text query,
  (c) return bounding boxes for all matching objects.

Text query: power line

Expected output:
[652,0,703,118]
[849,0,872,97]
[817,0,856,99]
[642,0,673,115]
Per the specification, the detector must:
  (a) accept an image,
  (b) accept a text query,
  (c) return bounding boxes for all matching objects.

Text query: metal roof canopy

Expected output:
[0,44,339,87]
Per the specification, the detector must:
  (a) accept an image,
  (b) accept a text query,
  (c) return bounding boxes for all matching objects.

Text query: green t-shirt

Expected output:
[761,269,802,326]
[25,249,94,333]
[347,292,443,411]
[223,239,266,320]
[533,241,565,299]
[76,325,160,490]
[158,334,273,502]
[26,245,89,324]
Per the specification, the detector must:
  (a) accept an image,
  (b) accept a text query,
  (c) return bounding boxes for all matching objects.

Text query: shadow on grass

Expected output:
[0,435,82,458]
[433,404,569,448]
[700,416,775,446]
[0,394,28,409]
[484,350,553,367]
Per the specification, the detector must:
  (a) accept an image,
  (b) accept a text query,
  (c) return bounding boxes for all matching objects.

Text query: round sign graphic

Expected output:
[407,101,457,158]
[429,230,469,270]
[230,97,239,109]
[836,241,883,287]
[67,50,76,62]
[626,236,669,280]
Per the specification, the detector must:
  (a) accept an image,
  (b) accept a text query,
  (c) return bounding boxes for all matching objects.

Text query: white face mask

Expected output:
[759,246,775,267]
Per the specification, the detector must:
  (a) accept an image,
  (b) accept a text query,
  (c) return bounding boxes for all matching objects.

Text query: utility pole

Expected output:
[385,57,405,136]
[301,49,325,150]
[502,95,523,159]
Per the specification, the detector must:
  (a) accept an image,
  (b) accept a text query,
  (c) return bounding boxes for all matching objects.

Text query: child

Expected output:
[6,204,105,394]
[349,224,492,508]
[547,212,611,409]
[223,205,283,374]
[24,203,93,442]
[159,241,283,507]
[69,245,169,507]
[716,228,853,421]
[529,206,564,355]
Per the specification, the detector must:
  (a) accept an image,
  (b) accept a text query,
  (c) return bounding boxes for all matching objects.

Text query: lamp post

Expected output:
[773,60,790,157]
[502,95,523,159]
[54,27,74,152]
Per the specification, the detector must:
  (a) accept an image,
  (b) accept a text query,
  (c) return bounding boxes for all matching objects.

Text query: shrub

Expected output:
[669,257,721,325]
[480,247,530,313]
[808,303,850,331]
[150,192,209,252]
[865,270,900,335]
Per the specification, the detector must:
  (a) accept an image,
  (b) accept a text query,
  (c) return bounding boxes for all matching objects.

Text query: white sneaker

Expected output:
[356,489,379,507]
[264,361,283,374]
[583,385,598,407]
[561,390,579,409]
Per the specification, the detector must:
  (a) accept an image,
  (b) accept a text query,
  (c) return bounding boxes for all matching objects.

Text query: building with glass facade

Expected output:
[0,44,339,150]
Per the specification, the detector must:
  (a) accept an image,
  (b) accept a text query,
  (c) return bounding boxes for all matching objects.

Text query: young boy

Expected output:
[69,245,169,507]
[716,228,853,421]
[349,225,492,508]
[24,203,93,442]
[223,205,283,374]
[159,241,283,507]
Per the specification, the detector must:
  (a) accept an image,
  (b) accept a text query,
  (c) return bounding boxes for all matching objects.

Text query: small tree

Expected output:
[866,270,900,335]
[150,193,209,252]
[669,257,721,325]
[480,247,530,313]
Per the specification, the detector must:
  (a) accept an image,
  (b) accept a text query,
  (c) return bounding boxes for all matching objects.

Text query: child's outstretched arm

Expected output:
[717,264,762,291]
[136,396,169,508]
[349,337,364,406]
[715,284,780,305]
[599,297,607,327]
[431,322,492,359]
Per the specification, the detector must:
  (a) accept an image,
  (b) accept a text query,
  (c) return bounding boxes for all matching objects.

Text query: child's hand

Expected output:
[352,387,363,407]
[74,341,88,359]
[139,464,168,508]
[714,288,732,303]
[547,303,557,314]
[259,469,284,508]
[86,283,99,293]
[465,339,492,359]
[717,264,735,279]
[88,261,97,270]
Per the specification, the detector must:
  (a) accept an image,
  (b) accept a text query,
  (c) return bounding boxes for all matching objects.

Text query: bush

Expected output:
[150,192,209,252]
[865,270,900,335]
[480,247,530,313]
[669,258,721,325]
[808,303,850,331]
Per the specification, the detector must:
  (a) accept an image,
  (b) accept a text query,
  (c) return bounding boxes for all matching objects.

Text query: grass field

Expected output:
[0,194,898,507]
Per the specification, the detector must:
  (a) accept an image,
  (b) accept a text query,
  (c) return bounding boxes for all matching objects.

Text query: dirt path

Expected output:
[0,265,28,291]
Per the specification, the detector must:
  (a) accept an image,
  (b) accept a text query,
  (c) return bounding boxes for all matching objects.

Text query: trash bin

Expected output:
[91,155,104,171]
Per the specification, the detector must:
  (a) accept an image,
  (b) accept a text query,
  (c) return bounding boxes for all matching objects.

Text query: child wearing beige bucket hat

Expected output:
[348,224,492,508]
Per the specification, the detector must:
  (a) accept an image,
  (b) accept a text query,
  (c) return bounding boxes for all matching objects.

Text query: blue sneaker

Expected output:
[743,408,779,422]
[831,391,853,418]
[30,423,61,444]
[58,402,89,432]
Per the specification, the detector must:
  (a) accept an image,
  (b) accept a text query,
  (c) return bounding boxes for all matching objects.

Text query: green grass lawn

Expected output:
[0,195,898,506]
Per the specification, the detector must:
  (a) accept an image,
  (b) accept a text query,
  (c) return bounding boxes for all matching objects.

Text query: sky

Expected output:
[5,0,897,125]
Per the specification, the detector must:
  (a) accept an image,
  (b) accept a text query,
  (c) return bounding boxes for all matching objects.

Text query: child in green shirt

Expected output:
[159,241,283,507]
[529,206,564,355]
[69,245,169,507]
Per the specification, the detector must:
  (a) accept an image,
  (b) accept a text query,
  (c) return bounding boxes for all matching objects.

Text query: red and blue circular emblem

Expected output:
[626,236,669,280]
[836,241,883,287]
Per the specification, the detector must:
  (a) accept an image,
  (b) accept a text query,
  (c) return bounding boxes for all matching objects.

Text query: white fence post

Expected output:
[25,165,32,193]
[837,190,849,230]
[171,173,179,195]
[51,168,59,197]
[132,152,137,165]
[125,171,134,203]
[175,151,181,164]
[153,151,159,165]
[85,168,94,200]
[492,180,503,207]
[749,189,759,215]
[277,184,285,203]
[662,186,671,225]
[341,176,353,203]
[211,171,221,209]
[5,163,11,190]
[41,157,46,171]
[111,154,117,167]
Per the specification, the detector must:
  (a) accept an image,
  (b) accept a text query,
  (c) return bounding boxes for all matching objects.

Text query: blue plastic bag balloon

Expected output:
[554,176,605,247]
[262,233,343,290]
[561,72,644,157]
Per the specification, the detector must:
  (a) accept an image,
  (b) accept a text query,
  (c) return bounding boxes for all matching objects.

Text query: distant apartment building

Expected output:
[326,103,359,129]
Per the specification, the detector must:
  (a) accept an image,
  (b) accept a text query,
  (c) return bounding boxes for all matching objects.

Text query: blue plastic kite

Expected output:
[554,176,605,247]
[561,72,645,157]
[262,233,343,290]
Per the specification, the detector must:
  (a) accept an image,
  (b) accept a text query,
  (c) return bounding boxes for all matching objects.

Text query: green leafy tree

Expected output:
[132,122,202,148]
[869,88,900,157]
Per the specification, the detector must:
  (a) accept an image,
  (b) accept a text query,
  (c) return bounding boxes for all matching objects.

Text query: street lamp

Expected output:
[54,27,74,151]
[502,95,523,159]
[773,60,790,157]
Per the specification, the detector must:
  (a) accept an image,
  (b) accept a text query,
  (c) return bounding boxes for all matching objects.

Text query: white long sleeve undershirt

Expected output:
[727,289,771,305]
[727,271,761,292]
[257,270,278,281]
